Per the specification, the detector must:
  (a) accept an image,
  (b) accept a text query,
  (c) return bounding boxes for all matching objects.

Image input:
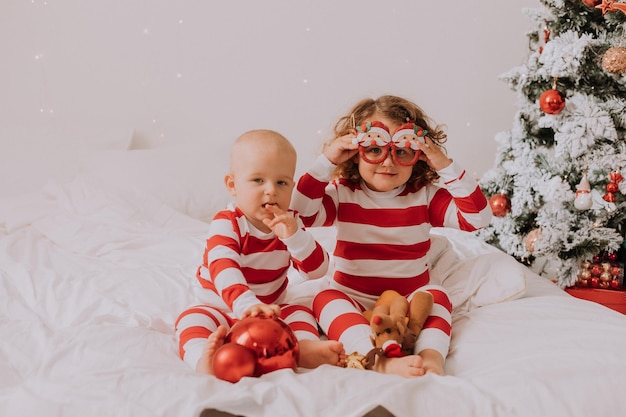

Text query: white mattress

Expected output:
[2,174,626,417]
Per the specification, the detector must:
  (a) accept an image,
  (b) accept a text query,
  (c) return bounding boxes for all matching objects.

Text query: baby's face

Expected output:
[226,143,296,233]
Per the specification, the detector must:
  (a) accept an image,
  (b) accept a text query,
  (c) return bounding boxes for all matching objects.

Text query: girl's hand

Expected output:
[416,136,452,171]
[243,303,281,319]
[262,204,298,239]
[323,134,359,165]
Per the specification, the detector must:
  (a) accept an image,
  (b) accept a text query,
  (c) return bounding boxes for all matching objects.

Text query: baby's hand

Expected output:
[323,134,359,165]
[262,204,298,239]
[417,136,452,171]
[243,303,281,319]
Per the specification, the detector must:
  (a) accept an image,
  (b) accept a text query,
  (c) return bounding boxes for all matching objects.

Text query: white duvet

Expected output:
[2,174,626,417]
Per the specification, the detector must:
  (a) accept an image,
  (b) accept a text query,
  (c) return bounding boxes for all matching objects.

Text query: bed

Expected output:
[2,142,626,417]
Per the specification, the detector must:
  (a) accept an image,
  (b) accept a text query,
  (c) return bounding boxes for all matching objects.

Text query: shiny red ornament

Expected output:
[489,193,511,217]
[590,263,603,277]
[212,342,257,383]
[539,89,566,114]
[610,172,624,183]
[216,315,299,382]
[603,171,623,202]
[606,182,619,193]
[582,0,601,7]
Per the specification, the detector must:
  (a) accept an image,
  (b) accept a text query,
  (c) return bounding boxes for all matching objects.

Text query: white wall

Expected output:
[0,0,537,180]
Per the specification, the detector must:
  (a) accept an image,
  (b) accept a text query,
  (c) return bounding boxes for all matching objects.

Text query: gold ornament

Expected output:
[602,46,626,75]
[525,228,542,253]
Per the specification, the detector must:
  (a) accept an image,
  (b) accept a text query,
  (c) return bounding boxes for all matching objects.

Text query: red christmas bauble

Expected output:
[582,0,601,7]
[610,265,621,276]
[606,182,619,193]
[590,263,603,277]
[539,89,566,114]
[226,315,299,377]
[489,193,511,217]
[212,342,257,383]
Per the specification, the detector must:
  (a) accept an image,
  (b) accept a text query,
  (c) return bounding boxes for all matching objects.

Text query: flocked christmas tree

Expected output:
[478,0,626,288]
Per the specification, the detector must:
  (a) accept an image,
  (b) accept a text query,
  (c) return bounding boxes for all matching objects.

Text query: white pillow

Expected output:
[428,234,527,313]
[303,228,527,313]
[0,128,133,198]
[79,144,233,223]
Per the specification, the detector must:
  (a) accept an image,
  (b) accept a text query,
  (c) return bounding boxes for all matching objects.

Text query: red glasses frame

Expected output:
[352,121,427,166]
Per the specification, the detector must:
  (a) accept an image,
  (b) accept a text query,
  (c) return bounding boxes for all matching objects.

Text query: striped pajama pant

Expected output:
[312,284,452,358]
[175,303,321,370]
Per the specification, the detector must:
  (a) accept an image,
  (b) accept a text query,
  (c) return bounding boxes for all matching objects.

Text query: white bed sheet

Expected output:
[2,174,626,417]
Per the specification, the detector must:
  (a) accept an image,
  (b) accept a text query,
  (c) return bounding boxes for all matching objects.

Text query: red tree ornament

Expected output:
[212,315,299,383]
[539,89,566,114]
[489,193,511,217]
[603,171,624,203]
[582,0,601,7]
[212,342,257,383]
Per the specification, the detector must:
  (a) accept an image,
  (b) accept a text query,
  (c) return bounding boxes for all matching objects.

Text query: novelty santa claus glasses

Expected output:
[351,121,427,166]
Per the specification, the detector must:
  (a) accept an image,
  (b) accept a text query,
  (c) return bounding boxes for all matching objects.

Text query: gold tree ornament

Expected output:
[602,46,626,75]
[525,228,543,253]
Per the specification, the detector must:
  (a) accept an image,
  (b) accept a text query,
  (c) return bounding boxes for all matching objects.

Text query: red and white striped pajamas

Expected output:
[175,204,330,369]
[292,155,491,358]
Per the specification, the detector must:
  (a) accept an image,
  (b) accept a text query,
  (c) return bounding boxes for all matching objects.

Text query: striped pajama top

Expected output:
[292,155,492,297]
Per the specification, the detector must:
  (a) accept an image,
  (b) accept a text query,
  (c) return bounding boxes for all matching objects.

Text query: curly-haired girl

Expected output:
[291,95,492,377]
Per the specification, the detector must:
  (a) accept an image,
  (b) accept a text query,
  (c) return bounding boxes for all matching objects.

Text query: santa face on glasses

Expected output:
[351,118,428,192]
[352,120,427,167]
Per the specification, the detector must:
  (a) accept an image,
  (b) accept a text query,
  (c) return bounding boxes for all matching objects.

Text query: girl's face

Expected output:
[355,114,414,192]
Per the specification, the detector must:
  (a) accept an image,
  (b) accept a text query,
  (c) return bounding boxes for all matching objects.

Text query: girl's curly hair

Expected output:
[331,95,447,187]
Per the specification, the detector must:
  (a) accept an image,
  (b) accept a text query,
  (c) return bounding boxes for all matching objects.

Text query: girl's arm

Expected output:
[292,135,356,227]
[291,154,339,227]
[428,161,492,231]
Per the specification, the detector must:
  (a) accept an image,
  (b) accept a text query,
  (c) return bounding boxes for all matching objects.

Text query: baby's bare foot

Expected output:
[298,339,346,368]
[195,325,228,375]
[374,354,426,378]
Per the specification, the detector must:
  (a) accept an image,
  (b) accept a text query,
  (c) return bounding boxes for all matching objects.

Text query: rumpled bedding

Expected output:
[2,174,626,417]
